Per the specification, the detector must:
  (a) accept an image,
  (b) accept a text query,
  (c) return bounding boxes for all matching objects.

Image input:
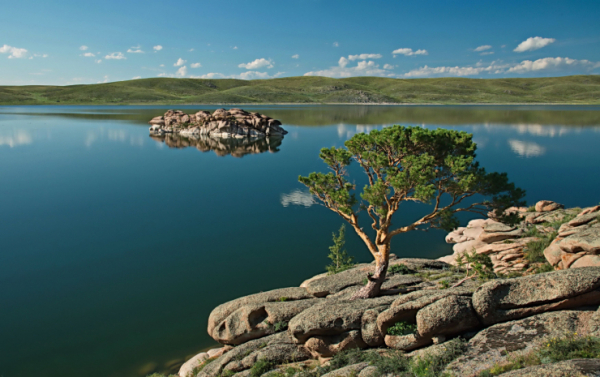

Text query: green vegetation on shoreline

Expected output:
[2,75,600,105]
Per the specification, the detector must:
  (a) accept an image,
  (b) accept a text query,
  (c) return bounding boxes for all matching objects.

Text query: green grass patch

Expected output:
[250,359,275,377]
[388,264,413,275]
[387,321,417,336]
[523,232,557,264]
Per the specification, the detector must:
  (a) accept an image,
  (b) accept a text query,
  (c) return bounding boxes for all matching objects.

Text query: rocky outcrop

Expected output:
[472,267,600,326]
[445,310,596,377]
[497,359,600,377]
[149,109,287,139]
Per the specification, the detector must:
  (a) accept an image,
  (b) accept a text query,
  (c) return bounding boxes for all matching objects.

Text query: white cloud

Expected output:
[403,61,509,77]
[348,53,382,61]
[514,37,556,52]
[127,46,144,53]
[95,59,102,64]
[176,66,187,77]
[190,62,202,68]
[98,75,109,83]
[190,71,283,80]
[153,45,163,51]
[159,64,164,67]
[333,42,339,47]
[508,139,546,157]
[480,52,494,56]
[233,46,238,50]
[392,48,428,56]
[33,53,48,58]
[0,44,28,59]
[189,48,194,52]
[195,72,226,79]
[80,45,88,51]
[174,58,187,66]
[507,56,600,73]
[132,76,142,79]
[238,58,274,69]
[0,129,32,148]
[105,52,126,60]
[304,58,392,78]
[474,45,492,52]
[383,64,395,70]
[292,54,299,59]
[82,52,96,57]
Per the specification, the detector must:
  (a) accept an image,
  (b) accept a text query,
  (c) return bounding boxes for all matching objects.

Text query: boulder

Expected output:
[207,287,314,338]
[415,295,481,338]
[210,298,321,345]
[445,310,596,377]
[478,228,524,243]
[178,352,209,377]
[303,264,373,297]
[384,333,431,351]
[568,212,600,227]
[390,258,450,270]
[543,241,563,266]
[571,255,600,269]
[495,359,600,377]
[304,330,366,358]
[581,205,600,215]
[288,296,395,343]
[453,240,487,255]
[559,224,600,254]
[472,267,600,326]
[535,200,563,212]
[320,363,370,377]
[198,332,310,377]
[360,309,384,347]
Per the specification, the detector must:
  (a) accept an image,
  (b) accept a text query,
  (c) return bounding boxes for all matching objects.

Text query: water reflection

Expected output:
[508,139,546,158]
[0,128,32,147]
[149,133,283,157]
[280,190,315,207]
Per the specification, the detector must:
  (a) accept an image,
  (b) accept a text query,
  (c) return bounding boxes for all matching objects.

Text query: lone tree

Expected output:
[299,126,524,299]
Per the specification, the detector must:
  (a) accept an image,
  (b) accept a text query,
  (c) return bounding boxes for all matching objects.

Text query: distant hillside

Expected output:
[1,75,599,105]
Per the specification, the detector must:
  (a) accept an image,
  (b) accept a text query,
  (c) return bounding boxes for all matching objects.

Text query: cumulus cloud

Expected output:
[80,45,88,51]
[132,76,142,79]
[514,37,555,52]
[190,62,201,68]
[189,71,283,80]
[174,58,186,66]
[153,45,163,51]
[238,58,274,69]
[105,52,126,60]
[189,48,194,52]
[507,57,600,73]
[480,52,494,56]
[96,59,102,64]
[474,45,492,52]
[392,48,428,56]
[233,46,238,50]
[403,61,509,77]
[292,54,299,59]
[304,57,392,78]
[127,46,144,53]
[195,72,226,79]
[82,52,96,57]
[348,53,382,61]
[333,42,339,47]
[508,139,546,157]
[383,64,395,70]
[176,66,187,77]
[0,44,28,59]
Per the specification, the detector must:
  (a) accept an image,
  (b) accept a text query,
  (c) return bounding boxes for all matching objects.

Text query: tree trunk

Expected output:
[351,256,389,299]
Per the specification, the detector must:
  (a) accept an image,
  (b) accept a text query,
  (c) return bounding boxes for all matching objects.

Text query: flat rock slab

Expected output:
[208,287,314,336]
[559,223,600,254]
[390,258,450,270]
[304,264,373,297]
[445,310,595,377]
[320,363,370,377]
[472,267,600,326]
[496,359,600,377]
[483,222,516,233]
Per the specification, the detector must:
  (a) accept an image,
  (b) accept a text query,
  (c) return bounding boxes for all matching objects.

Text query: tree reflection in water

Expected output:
[150,133,283,157]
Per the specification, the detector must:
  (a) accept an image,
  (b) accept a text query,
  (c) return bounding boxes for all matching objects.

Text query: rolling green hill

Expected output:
[1,75,600,105]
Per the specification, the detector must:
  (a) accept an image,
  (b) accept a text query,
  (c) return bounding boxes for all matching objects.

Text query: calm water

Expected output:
[1,105,600,377]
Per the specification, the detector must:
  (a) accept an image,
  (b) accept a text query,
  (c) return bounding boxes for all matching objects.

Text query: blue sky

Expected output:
[1,0,599,85]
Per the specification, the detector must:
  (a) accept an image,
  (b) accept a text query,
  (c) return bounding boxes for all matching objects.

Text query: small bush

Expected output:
[250,359,275,377]
[526,205,536,212]
[388,264,413,275]
[274,321,288,332]
[523,232,556,264]
[387,321,417,336]
[326,225,355,275]
[463,252,496,281]
[408,338,467,377]
[534,263,554,274]
[439,280,450,289]
[278,297,289,302]
[538,334,600,362]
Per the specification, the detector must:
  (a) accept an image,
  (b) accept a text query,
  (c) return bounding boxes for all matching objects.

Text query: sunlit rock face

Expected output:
[149,108,287,139]
[149,133,283,158]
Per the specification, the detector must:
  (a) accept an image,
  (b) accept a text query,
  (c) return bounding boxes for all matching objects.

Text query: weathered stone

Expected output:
[561,251,587,269]
[198,333,309,377]
[211,299,321,345]
[581,205,600,215]
[453,240,487,255]
[535,200,563,212]
[463,227,484,240]
[303,264,372,297]
[361,309,384,347]
[357,366,378,377]
[320,363,369,377]
[591,307,600,336]
[483,222,516,233]
[179,352,209,377]
[416,295,481,338]
[569,212,600,227]
[289,296,395,343]
[384,333,431,351]
[495,359,600,377]
[476,238,537,255]
[472,267,600,326]
[207,287,314,338]
[207,347,231,359]
[304,330,366,358]
[445,310,596,377]
[543,241,563,266]
[479,228,524,243]
[559,225,600,254]
[380,274,423,291]
[571,255,600,269]
[390,258,450,270]
[300,273,328,288]
[445,227,466,243]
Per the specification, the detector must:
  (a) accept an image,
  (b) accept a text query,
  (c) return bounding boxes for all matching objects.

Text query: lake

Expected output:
[1,105,600,377]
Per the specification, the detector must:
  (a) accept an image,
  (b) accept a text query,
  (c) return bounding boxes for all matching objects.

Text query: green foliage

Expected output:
[273,321,288,332]
[458,251,496,281]
[526,205,536,212]
[277,297,289,302]
[524,232,557,264]
[388,263,413,275]
[220,370,235,377]
[325,225,355,275]
[191,357,216,376]
[439,280,450,289]
[250,359,275,377]
[387,321,417,336]
[299,125,524,274]
[535,263,555,274]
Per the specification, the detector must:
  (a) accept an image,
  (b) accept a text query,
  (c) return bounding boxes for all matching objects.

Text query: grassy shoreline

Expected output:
[2,75,599,105]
